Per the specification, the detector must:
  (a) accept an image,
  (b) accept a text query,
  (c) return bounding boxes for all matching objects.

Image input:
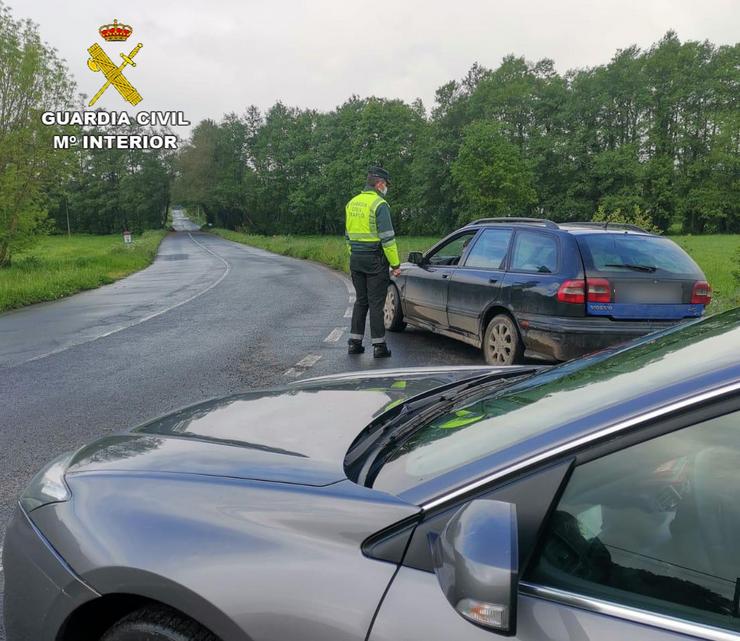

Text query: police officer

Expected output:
[345,167,401,358]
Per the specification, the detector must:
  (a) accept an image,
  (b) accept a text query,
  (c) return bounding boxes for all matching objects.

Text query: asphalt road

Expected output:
[0,217,484,635]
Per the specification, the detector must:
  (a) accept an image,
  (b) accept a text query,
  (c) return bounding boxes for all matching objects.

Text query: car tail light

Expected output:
[557,279,585,304]
[691,281,712,305]
[587,278,611,303]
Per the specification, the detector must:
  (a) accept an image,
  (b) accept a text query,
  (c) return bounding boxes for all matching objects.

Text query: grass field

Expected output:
[212,230,739,314]
[0,231,167,313]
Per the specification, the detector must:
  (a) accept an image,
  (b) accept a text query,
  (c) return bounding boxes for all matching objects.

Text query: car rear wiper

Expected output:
[604,263,657,272]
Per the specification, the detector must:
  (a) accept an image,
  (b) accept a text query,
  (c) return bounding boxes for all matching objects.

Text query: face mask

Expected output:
[379,183,388,196]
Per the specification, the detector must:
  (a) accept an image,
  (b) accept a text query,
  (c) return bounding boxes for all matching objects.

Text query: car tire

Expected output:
[100,605,219,641]
[384,284,406,331]
[482,314,523,365]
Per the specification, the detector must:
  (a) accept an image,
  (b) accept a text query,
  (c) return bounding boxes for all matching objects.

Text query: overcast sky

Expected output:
[8,0,739,130]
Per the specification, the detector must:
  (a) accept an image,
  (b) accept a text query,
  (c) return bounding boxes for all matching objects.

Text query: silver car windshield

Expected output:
[371,311,739,494]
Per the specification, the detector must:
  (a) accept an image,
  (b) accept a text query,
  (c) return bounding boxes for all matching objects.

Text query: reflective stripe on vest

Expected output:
[345,191,388,244]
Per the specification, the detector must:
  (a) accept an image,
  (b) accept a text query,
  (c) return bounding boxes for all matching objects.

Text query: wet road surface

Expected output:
[0,219,487,635]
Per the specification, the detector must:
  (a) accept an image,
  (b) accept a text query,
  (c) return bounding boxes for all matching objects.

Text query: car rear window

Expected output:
[577,234,701,275]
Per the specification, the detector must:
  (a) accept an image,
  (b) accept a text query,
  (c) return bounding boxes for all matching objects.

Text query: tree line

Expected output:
[0,2,173,266]
[175,32,738,237]
[1,0,737,268]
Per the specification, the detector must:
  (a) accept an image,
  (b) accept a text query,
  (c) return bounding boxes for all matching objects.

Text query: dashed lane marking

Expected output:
[284,353,322,377]
[344,307,353,318]
[323,328,344,343]
[296,354,322,368]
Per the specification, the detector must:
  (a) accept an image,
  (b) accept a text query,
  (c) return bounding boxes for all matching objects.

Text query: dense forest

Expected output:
[0,0,737,268]
[175,32,739,236]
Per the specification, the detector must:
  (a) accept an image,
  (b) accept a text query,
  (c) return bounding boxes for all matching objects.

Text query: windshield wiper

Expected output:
[351,371,537,486]
[605,263,657,273]
[344,368,538,472]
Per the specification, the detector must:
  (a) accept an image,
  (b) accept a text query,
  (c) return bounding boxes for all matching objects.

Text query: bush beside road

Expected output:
[211,229,739,314]
[0,231,167,313]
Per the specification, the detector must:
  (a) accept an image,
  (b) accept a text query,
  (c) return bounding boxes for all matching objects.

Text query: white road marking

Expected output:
[323,328,344,343]
[16,234,231,367]
[348,295,356,304]
[296,354,322,368]
[284,353,323,377]
[344,307,353,318]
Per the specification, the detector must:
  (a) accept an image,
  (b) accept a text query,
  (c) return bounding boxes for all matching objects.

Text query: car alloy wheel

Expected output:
[383,288,395,326]
[383,284,406,331]
[483,314,522,365]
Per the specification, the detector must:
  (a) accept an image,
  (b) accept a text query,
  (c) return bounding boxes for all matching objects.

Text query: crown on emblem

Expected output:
[99,19,133,42]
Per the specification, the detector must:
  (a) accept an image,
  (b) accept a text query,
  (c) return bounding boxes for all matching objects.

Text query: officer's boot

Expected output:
[347,339,365,355]
[373,343,392,358]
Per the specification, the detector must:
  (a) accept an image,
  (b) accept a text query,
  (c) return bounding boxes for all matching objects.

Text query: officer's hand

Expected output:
[391,267,401,277]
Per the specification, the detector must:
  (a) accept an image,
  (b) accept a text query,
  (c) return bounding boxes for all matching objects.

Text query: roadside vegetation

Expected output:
[1,1,736,315]
[0,2,172,270]
[0,231,166,312]
[212,230,739,314]
[175,33,738,238]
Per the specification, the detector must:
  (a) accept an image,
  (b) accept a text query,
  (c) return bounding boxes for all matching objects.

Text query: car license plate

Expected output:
[615,281,683,304]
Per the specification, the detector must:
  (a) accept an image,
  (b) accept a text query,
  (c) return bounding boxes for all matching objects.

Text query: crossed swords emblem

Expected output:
[87,42,143,106]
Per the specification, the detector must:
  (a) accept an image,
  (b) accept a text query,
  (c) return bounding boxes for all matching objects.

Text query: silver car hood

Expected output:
[67,367,530,486]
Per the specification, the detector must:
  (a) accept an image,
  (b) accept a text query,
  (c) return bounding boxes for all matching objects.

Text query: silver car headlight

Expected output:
[20,452,73,512]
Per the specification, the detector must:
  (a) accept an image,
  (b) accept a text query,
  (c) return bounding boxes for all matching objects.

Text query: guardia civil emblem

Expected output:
[87,19,143,107]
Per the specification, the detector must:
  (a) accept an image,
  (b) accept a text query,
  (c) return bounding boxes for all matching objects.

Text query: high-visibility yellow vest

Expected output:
[345,190,400,266]
[345,191,387,243]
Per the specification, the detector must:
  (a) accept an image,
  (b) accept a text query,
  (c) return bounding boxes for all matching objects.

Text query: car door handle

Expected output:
[489,278,498,284]
[442,274,449,279]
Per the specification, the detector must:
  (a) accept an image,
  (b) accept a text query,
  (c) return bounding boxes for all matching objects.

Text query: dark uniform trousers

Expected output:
[349,251,389,345]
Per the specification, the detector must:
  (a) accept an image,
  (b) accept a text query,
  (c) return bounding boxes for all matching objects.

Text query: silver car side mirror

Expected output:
[429,499,518,635]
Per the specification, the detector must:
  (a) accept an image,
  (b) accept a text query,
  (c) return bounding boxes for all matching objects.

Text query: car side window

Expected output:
[526,411,740,632]
[510,231,558,273]
[463,228,513,269]
[427,232,477,266]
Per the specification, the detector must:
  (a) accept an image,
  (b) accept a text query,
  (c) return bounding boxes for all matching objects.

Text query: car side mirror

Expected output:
[408,251,425,265]
[429,500,518,635]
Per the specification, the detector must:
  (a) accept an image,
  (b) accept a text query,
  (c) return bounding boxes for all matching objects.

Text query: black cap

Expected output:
[367,166,391,185]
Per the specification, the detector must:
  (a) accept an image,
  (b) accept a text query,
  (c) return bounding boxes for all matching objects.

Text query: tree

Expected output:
[0,2,76,265]
[451,121,537,223]
[171,32,736,237]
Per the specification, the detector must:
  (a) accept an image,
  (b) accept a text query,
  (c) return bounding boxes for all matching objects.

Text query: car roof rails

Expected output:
[469,217,559,229]
[565,221,650,233]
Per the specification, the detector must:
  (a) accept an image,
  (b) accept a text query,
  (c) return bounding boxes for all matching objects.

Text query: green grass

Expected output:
[210,230,434,274]
[211,229,739,314]
[0,231,167,313]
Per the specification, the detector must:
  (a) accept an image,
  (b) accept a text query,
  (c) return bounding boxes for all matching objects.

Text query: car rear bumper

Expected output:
[2,504,99,641]
[517,313,683,361]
